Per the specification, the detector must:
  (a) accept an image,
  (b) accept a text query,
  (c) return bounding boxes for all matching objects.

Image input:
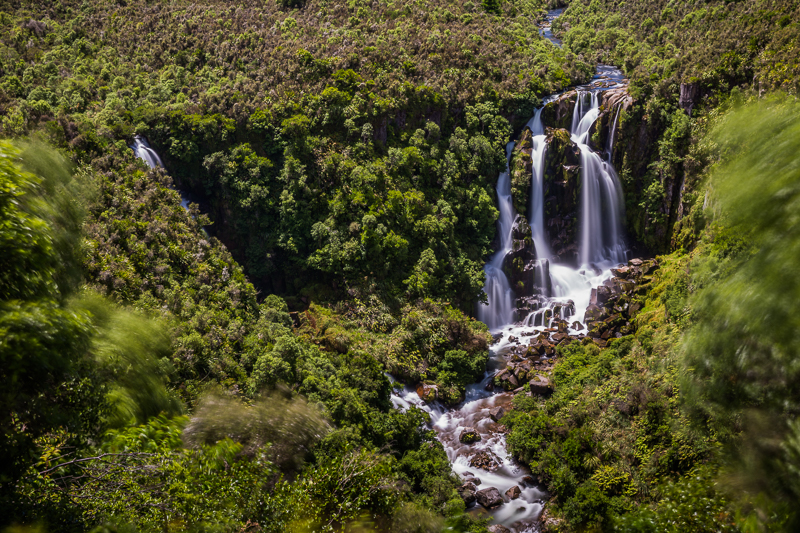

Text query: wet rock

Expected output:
[470,451,500,471]
[416,383,438,402]
[521,475,538,487]
[488,405,506,422]
[571,321,583,330]
[491,332,503,345]
[528,375,553,395]
[508,335,519,343]
[506,485,522,500]
[458,482,477,506]
[488,526,511,533]
[502,215,537,297]
[459,427,481,444]
[472,477,482,486]
[476,487,504,509]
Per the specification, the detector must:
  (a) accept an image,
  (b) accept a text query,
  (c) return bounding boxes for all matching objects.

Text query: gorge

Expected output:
[391,53,645,529]
[4,0,798,530]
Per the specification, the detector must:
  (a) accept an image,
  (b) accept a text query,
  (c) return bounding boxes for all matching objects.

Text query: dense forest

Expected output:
[1,0,799,532]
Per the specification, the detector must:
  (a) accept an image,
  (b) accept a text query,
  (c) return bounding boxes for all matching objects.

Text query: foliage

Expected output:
[0,140,103,518]
[682,95,800,530]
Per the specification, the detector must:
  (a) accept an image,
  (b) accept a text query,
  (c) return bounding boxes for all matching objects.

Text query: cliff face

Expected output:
[541,127,580,263]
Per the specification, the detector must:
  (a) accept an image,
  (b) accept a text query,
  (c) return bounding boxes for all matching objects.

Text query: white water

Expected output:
[528,108,552,264]
[606,104,622,163]
[477,143,518,330]
[571,92,627,266]
[130,135,191,211]
[390,12,629,527]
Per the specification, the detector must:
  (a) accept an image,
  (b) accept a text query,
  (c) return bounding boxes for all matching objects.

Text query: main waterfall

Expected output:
[571,91,627,267]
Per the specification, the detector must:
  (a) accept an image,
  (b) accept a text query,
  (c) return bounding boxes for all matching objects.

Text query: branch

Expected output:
[38,452,157,475]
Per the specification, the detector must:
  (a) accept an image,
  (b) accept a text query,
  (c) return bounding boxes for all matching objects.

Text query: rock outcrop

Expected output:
[541,92,577,130]
[542,127,581,263]
[502,215,537,297]
[583,257,657,347]
[509,127,534,215]
[476,487,504,509]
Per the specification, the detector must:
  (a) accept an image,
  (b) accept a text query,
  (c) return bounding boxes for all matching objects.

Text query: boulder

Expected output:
[528,375,553,395]
[488,405,506,422]
[459,427,481,444]
[458,482,477,506]
[611,265,631,278]
[506,485,522,499]
[494,369,519,391]
[584,304,606,326]
[416,383,438,402]
[476,487,504,509]
[488,526,511,533]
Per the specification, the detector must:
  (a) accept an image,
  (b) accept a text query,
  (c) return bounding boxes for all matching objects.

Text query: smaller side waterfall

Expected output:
[130,136,192,212]
[606,104,622,163]
[477,143,518,331]
[131,136,164,169]
[528,108,552,263]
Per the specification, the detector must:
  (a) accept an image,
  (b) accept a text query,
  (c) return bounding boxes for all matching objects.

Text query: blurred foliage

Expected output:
[682,95,800,530]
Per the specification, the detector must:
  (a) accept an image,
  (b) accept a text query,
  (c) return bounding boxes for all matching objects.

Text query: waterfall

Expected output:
[131,136,164,169]
[606,104,622,163]
[570,92,627,266]
[528,108,552,262]
[477,142,517,331]
[130,136,192,212]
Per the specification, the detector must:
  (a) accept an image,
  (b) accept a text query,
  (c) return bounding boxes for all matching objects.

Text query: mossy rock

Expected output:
[510,127,534,215]
[459,427,481,444]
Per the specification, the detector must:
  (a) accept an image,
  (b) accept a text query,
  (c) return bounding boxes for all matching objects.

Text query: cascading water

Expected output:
[130,135,192,211]
[606,104,622,163]
[477,143,518,331]
[570,92,627,266]
[131,136,164,169]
